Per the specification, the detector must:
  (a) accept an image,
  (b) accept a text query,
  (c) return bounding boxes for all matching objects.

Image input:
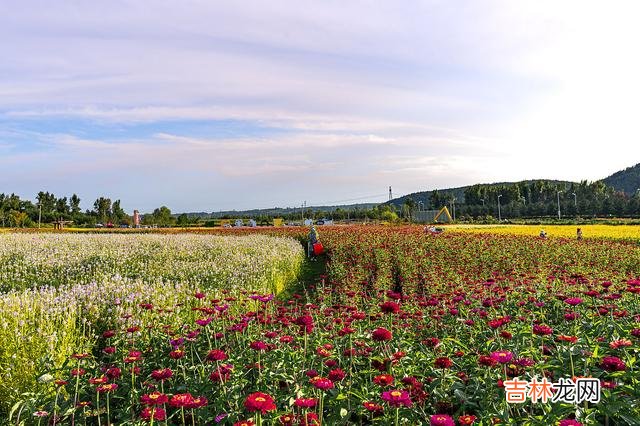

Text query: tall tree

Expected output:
[70,194,81,214]
[93,197,112,223]
[111,200,127,223]
[55,197,69,215]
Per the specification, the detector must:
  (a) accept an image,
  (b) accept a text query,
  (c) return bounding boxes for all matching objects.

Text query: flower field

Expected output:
[449,224,640,241]
[0,233,304,422]
[2,227,640,425]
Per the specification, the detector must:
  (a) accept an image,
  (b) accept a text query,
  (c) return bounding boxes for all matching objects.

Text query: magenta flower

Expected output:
[430,414,455,426]
[490,351,513,364]
[381,389,412,408]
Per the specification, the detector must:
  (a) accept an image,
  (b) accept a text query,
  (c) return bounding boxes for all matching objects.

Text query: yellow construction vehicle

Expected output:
[433,206,453,223]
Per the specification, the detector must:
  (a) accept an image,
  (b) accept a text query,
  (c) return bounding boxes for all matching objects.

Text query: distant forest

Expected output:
[426,180,639,220]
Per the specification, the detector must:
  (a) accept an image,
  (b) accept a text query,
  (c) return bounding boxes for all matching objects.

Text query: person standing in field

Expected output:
[308,225,320,258]
[577,228,583,240]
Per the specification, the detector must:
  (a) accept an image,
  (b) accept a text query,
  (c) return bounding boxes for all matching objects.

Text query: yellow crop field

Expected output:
[448,224,640,240]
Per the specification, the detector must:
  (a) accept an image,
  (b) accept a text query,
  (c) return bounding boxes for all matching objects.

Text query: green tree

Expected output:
[111,200,127,223]
[93,197,112,223]
[151,206,175,227]
[70,194,81,214]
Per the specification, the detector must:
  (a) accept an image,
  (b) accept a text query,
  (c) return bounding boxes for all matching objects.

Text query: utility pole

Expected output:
[451,197,456,221]
[557,191,562,219]
[497,194,502,221]
[480,198,485,207]
[38,202,42,228]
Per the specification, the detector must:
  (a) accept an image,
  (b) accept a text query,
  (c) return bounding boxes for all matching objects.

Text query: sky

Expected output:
[2,1,640,213]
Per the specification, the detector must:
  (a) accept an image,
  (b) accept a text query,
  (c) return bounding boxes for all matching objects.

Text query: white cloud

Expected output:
[2,1,640,209]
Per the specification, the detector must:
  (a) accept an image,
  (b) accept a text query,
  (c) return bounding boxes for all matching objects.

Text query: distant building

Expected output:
[133,210,140,228]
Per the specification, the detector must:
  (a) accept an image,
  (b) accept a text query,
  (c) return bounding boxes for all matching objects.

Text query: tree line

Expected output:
[0,192,179,227]
[409,180,640,220]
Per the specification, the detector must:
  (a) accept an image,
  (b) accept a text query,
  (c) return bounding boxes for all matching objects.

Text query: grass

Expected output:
[277,247,327,302]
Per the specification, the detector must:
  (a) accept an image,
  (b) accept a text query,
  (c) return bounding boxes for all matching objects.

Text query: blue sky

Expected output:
[2,1,640,212]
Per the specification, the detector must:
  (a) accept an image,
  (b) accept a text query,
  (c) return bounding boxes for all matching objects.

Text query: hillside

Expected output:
[602,163,640,195]
[387,180,571,209]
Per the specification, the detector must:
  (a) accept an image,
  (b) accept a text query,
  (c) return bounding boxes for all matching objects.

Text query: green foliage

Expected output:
[602,162,640,195]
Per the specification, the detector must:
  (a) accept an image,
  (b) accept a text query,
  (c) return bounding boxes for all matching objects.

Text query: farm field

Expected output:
[448,224,640,240]
[1,227,640,425]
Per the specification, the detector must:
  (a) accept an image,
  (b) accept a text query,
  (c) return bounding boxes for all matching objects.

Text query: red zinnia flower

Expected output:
[70,368,86,376]
[140,392,169,406]
[244,392,276,414]
[533,324,553,336]
[97,383,118,393]
[381,389,412,407]
[233,421,255,426]
[328,368,346,382]
[105,367,121,379]
[295,315,314,333]
[459,414,477,425]
[169,349,185,359]
[310,376,334,390]
[169,393,195,408]
[423,337,440,348]
[557,335,578,344]
[140,407,166,421]
[300,412,320,426]
[600,356,626,372]
[279,414,296,425]
[379,301,400,314]
[294,398,317,408]
[206,349,228,361]
[478,355,497,367]
[250,341,268,351]
[373,374,394,387]
[150,368,173,381]
[89,376,109,385]
[209,364,233,383]
[188,396,208,409]
[371,327,393,342]
[434,357,453,369]
[71,353,91,360]
[363,401,384,414]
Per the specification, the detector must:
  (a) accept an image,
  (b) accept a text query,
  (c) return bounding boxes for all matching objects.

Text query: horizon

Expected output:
[2,1,640,212]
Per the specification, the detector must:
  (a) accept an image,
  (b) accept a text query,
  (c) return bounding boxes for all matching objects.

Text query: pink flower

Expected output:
[490,351,513,364]
[559,420,583,426]
[381,389,412,408]
[430,414,455,426]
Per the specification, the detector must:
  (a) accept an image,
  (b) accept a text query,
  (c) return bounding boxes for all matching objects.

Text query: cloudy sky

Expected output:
[2,1,640,212]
